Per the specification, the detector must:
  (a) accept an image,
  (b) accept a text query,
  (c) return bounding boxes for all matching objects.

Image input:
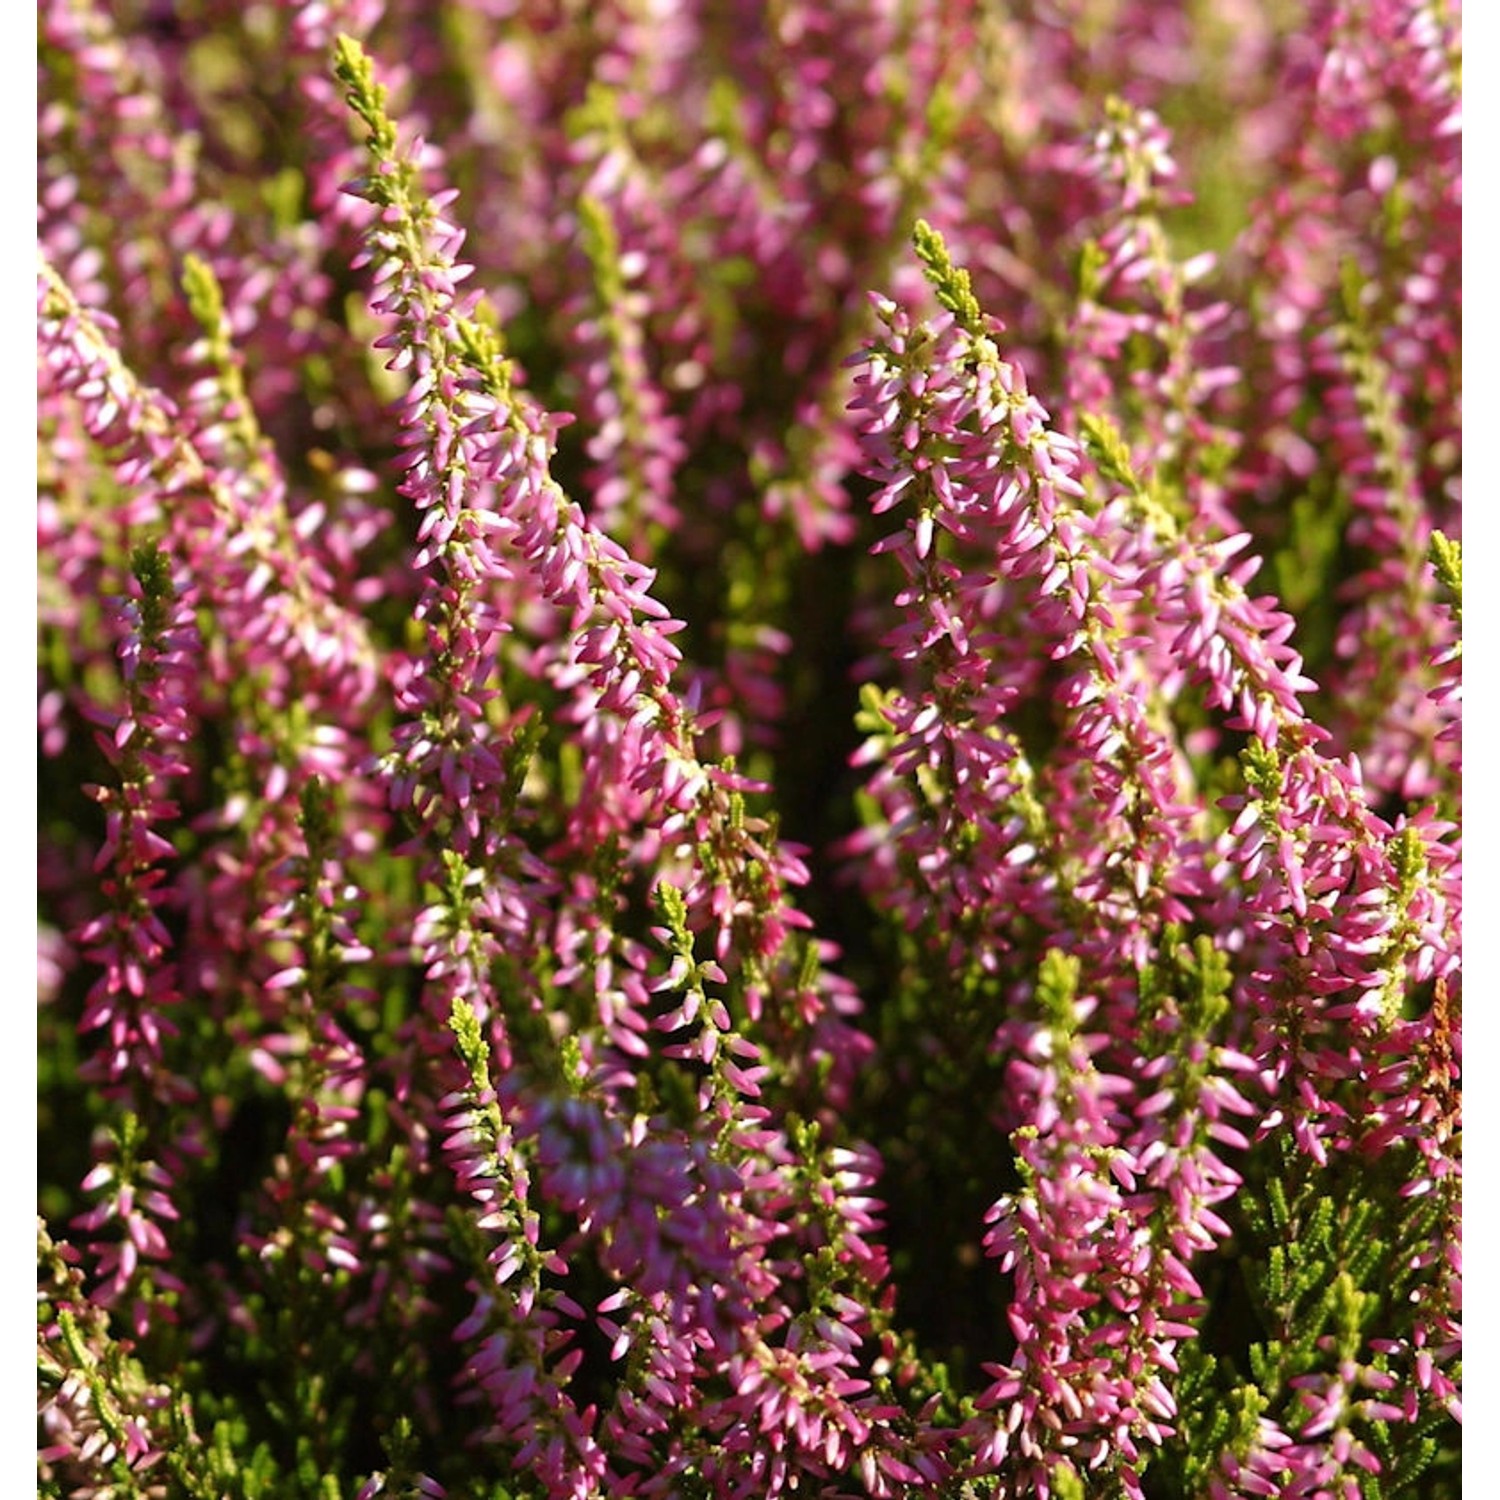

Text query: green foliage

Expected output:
[1430,531,1460,625]
[913,219,986,335]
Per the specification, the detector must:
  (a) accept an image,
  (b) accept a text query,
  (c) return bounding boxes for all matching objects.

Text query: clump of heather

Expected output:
[38,3,1460,1498]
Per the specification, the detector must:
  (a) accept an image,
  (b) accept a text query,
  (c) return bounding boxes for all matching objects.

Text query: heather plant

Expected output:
[38,3,1460,1498]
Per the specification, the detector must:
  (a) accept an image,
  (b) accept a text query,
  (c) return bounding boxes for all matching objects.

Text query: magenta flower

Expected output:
[38,7,1459,1497]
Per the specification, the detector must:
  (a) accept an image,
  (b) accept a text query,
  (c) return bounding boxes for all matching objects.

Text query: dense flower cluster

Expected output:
[39,3,1459,1498]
